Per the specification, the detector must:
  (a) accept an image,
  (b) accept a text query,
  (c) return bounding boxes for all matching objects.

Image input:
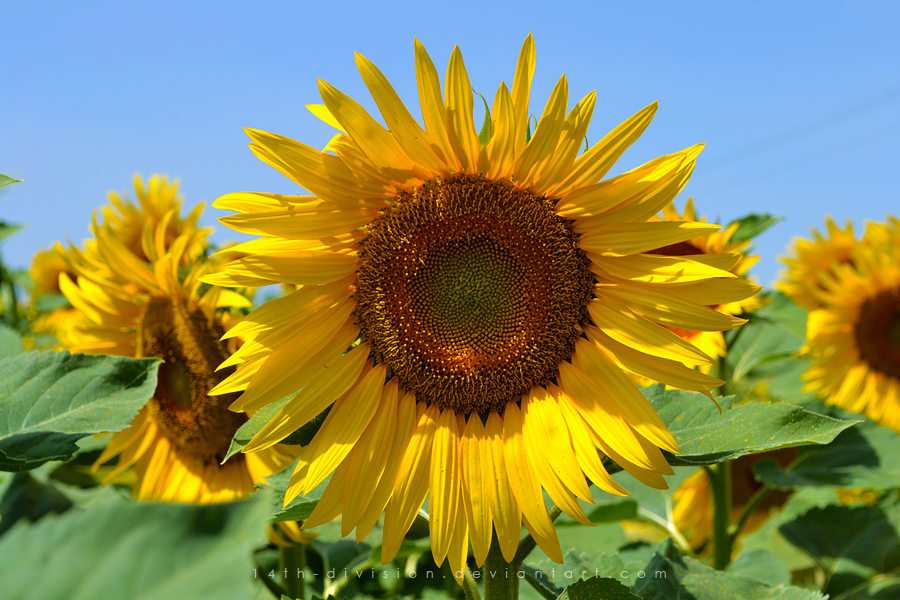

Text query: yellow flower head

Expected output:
[800,216,900,431]
[56,179,296,504]
[207,35,758,576]
[778,217,859,310]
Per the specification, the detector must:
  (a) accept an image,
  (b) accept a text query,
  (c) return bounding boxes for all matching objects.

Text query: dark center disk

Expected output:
[356,174,593,413]
[855,289,900,381]
[138,295,246,462]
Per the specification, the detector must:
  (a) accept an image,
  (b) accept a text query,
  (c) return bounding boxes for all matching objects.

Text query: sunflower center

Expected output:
[356,174,593,414]
[855,289,900,380]
[138,295,246,462]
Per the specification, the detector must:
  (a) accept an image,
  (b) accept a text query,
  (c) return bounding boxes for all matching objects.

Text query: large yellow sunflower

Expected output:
[56,183,297,503]
[799,217,900,431]
[28,246,81,344]
[206,35,758,576]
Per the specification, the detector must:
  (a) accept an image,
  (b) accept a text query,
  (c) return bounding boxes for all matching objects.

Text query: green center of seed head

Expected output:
[413,236,525,346]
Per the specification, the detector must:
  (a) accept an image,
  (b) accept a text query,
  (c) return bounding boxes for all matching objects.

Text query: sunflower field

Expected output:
[2,34,900,600]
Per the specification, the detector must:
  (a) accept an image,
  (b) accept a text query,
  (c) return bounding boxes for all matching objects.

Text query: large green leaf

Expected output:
[641,385,860,467]
[754,416,900,491]
[0,351,160,472]
[0,495,269,600]
[631,538,827,600]
[779,497,900,599]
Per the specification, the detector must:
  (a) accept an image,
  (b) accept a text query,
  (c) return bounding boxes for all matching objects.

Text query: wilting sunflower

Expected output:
[57,182,297,503]
[799,217,900,431]
[206,35,758,576]
[778,218,859,311]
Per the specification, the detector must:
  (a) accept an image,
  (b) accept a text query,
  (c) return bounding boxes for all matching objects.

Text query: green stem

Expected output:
[706,463,733,569]
[636,507,695,558]
[280,542,306,599]
[462,567,483,600]
[483,536,518,600]
[324,558,377,599]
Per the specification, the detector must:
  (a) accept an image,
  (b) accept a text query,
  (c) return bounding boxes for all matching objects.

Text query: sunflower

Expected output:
[56,182,297,503]
[778,218,859,311]
[799,217,900,431]
[205,35,758,577]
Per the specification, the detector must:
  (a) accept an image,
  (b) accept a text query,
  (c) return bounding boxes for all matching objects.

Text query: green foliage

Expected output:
[632,539,827,600]
[261,458,332,523]
[0,222,23,242]
[475,90,493,146]
[556,576,639,599]
[0,351,160,472]
[224,394,329,462]
[728,213,783,243]
[754,416,900,491]
[642,385,859,467]
[0,174,22,189]
[0,323,24,360]
[0,494,270,600]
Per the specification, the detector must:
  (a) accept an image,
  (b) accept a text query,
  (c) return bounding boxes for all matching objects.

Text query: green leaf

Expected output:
[262,458,332,522]
[726,292,816,406]
[0,221,23,242]
[632,538,827,600]
[0,471,73,536]
[0,323,24,361]
[753,414,900,491]
[726,549,791,587]
[35,293,71,313]
[0,494,269,600]
[0,351,160,472]
[0,174,22,188]
[640,385,860,468]
[779,497,900,599]
[557,576,640,599]
[728,213,783,243]
[557,499,638,526]
[224,394,328,462]
[475,90,493,146]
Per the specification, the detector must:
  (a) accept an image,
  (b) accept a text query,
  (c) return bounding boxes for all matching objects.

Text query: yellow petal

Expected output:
[444,46,481,173]
[291,364,387,498]
[413,39,461,172]
[596,285,746,332]
[485,412,522,562]
[588,299,714,365]
[511,33,536,157]
[571,338,679,454]
[224,252,359,286]
[382,403,439,564]
[429,408,461,566]
[579,221,722,257]
[241,339,368,451]
[550,102,658,197]
[219,201,377,240]
[540,91,597,189]
[589,253,737,283]
[460,416,492,566]
[306,103,347,133]
[482,82,516,181]
[356,53,448,176]
[514,74,569,192]
[501,402,563,564]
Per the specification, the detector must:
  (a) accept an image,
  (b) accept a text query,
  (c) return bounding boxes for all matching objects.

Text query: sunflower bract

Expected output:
[207,35,759,579]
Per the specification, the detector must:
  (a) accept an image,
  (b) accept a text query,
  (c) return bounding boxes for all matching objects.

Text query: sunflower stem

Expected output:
[462,567,483,600]
[706,462,733,569]
[484,534,519,600]
[280,542,306,599]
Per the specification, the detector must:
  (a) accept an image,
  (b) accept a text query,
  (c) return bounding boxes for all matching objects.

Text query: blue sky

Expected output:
[2,1,899,287]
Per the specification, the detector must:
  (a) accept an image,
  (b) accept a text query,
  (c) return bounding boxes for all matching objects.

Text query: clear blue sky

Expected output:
[3,1,899,287]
